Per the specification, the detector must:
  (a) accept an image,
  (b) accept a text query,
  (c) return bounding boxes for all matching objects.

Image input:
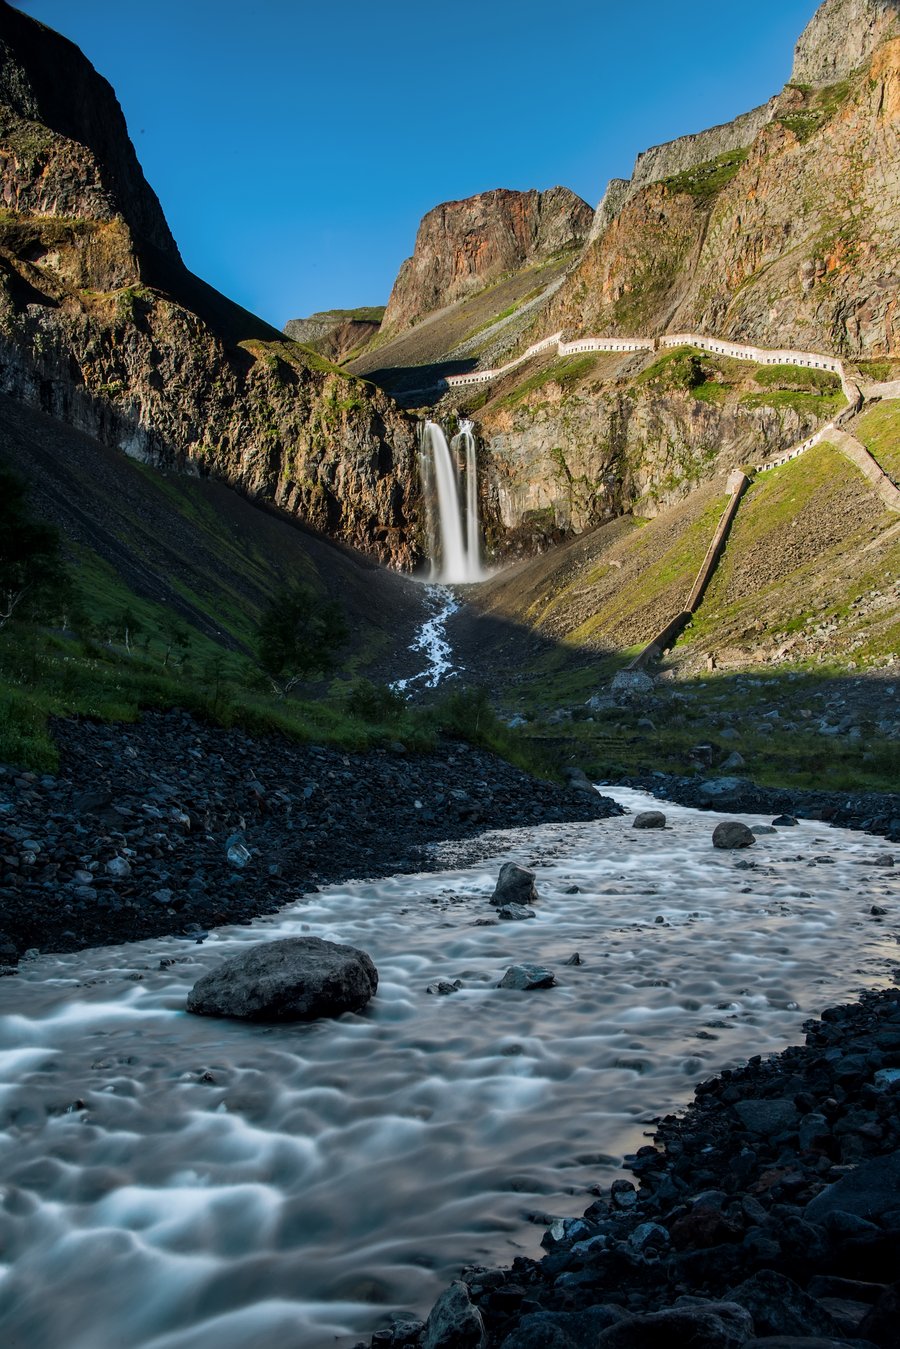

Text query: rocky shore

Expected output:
[0,711,621,960]
[616,772,900,844]
[365,986,900,1349]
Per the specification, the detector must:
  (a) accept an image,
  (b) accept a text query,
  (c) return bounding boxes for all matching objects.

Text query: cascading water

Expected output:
[453,418,481,576]
[420,420,483,583]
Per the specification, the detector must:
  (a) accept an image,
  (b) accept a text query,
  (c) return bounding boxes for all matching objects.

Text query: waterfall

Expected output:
[420,419,483,583]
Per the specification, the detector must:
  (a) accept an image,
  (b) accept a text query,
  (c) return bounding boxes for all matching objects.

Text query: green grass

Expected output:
[740,389,847,418]
[752,363,842,394]
[662,147,749,200]
[778,78,854,144]
[856,358,900,382]
[497,354,602,408]
[304,307,385,324]
[856,400,900,483]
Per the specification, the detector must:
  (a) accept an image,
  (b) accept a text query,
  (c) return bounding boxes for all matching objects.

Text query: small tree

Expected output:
[0,465,70,629]
[257,583,347,692]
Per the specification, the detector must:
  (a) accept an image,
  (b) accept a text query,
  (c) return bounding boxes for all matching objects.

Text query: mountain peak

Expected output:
[791,0,900,85]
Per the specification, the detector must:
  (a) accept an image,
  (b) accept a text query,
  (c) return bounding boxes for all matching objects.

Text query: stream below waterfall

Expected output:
[0,789,898,1348]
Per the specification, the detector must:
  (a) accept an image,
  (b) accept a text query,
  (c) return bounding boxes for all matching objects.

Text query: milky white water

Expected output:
[421,422,482,584]
[391,584,459,692]
[0,790,897,1349]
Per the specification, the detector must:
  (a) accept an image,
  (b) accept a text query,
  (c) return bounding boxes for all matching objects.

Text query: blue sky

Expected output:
[15,0,820,328]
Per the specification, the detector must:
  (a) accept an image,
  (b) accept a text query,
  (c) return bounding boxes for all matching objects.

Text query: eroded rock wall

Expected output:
[791,0,900,85]
[381,187,593,337]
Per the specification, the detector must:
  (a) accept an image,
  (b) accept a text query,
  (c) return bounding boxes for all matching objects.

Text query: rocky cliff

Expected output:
[0,2,420,568]
[791,0,900,85]
[381,187,593,337]
[541,11,900,360]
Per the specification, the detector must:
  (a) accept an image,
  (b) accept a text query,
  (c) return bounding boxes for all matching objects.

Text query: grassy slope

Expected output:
[857,400,900,483]
[0,395,431,768]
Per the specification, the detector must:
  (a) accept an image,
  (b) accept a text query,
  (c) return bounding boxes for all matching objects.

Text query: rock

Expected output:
[633,811,666,829]
[730,1270,845,1339]
[751,824,777,836]
[496,903,536,921]
[500,1308,625,1349]
[421,1280,486,1349]
[733,1098,798,1136]
[564,767,599,795]
[871,905,888,916]
[595,1303,754,1348]
[805,1149,900,1223]
[611,670,655,699]
[699,778,747,799]
[721,753,746,771]
[490,863,538,908]
[872,854,894,867]
[185,937,377,1021]
[773,815,799,827]
[226,841,251,868]
[712,821,755,849]
[105,856,132,878]
[498,964,556,990]
[426,980,462,995]
[564,952,583,965]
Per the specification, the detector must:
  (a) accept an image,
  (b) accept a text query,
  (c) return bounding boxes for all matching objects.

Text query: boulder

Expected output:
[633,810,666,829]
[564,766,599,794]
[595,1303,754,1348]
[733,1098,798,1136]
[422,1280,486,1349]
[185,937,377,1021]
[699,778,747,799]
[496,903,536,921]
[713,821,755,849]
[500,1307,625,1349]
[773,814,799,826]
[729,1270,845,1339]
[491,862,538,908]
[805,1149,900,1224]
[751,824,777,836]
[611,670,654,699]
[498,964,556,990]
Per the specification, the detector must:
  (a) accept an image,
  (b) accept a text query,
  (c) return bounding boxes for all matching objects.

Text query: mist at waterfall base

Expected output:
[1,794,898,1349]
[419,420,485,584]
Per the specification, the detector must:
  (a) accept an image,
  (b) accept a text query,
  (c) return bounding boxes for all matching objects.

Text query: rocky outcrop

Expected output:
[587,98,779,243]
[791,0,900,85]
[283,308,382,362]
[544,26,900,360]
[0,4,421,567]
[382,187,593,337]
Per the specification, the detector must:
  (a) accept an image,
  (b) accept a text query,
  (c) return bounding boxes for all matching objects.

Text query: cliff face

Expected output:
[381,187,593,336]
[0,2,421,568]
[543,21,900,358]
[791,0,900,85]
[283,309,383,363]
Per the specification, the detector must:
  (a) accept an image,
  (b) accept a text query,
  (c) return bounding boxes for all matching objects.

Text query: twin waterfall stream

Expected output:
[420,420,484,585]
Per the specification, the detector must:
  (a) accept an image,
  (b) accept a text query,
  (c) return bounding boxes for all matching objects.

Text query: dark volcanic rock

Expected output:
[421,1281,486,1349]
[490,863,538,908]
[712,821,756,849]
[185,937,377,1021]
[595,1303,754,1348]
[498,964,556,990]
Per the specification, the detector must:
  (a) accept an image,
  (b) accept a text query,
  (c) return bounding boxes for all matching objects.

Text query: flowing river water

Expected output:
[0,789,898,1348]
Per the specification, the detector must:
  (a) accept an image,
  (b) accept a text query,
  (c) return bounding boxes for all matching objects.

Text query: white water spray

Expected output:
[420,420,483,583]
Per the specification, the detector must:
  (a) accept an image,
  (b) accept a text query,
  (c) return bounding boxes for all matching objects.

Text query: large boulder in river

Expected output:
[185,937,377,1021]
[491,862,538,907]
[712,821,755,850]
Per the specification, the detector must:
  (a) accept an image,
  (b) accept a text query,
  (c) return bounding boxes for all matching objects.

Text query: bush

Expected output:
[257,583,347,691]
[345,679,406,724]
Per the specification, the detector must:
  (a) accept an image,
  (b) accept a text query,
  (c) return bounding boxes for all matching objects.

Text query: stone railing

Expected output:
[443,326,873,474]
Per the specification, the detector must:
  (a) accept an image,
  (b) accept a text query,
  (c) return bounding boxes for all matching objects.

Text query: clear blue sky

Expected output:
[14,0,820,329]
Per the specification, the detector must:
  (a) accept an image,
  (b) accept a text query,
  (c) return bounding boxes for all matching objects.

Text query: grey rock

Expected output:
[772,814,799,826]
[498,964,556,990]
[633,810,666,830]
[185,937,377,1021]
[721,752,746,771]
[564,766,598,794]
[873,853,895,866]
[490,862,538,908]
[496,903,536,921]
[421,1280,486,1349]
[733,1098,799,1136]
[596,1302,754,1348]
[629,1220,670,1251]
[730,1270,845,1339]
[713,821,755,849]
[751,825,777,836]
[105,856,132,878]
[805,1148,900,1223]
[699,777,747,798]
[611,670,654,698]
[426,979,462,995]
[500,1307,625,1349]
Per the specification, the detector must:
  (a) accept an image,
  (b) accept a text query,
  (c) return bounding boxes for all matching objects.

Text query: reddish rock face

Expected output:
[382,187,593,336]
